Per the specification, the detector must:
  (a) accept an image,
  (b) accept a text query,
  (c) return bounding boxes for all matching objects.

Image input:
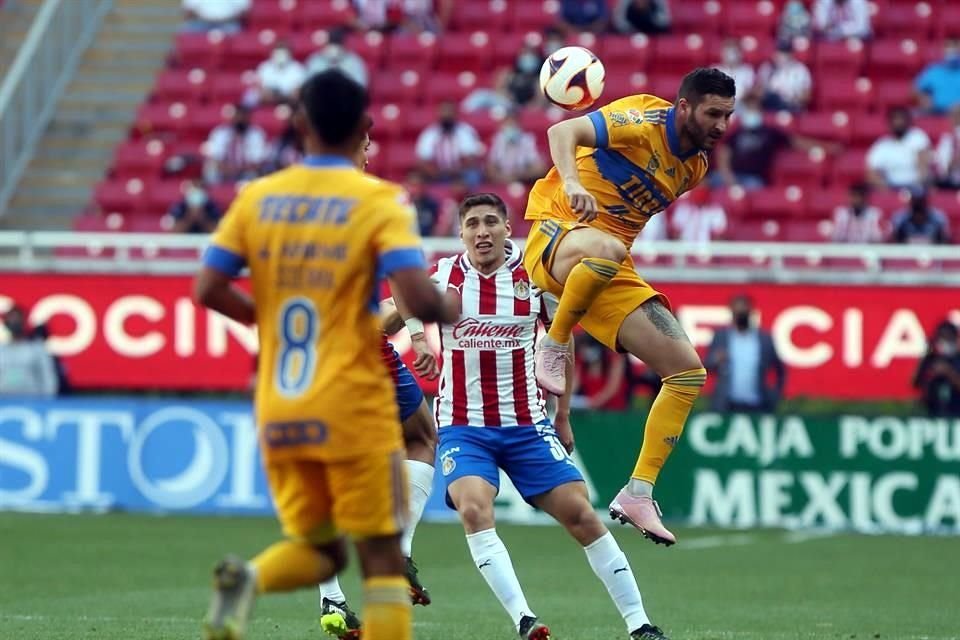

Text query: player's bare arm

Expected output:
[389,267,459,325]
[194,266,255,325]
[547,117,600,222]
[379,298,405,335]
[391,283,440,380]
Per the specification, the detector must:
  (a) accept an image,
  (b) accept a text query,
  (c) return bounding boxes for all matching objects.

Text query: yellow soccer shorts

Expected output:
[265,448,408,544]
[524,219,669,351]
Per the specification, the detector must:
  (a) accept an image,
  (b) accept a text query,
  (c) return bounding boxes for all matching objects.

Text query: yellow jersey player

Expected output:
[194,70,457,640]
[523,68,736,547]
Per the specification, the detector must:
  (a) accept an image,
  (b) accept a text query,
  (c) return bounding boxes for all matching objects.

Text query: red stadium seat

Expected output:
[247,0,296,34]
[172,32,227,70]
[208,72,252,104]
[147,180,187,214]
[297,0,356,31]
[451,0,509,33]
[771,150,829,192]
[598,35,652,73]
[225,31,276,72]
[94,180,151,216]
[712,187,752,219]
[868,188,910,214]
[832,149,869,187]
[808,187,847,220]
[747,186,807,220]
[386,33,439,73]
[135,102,191,136]
[181,104,231,142]
[815,75,874,113]
[344,32,386,70]
[208,183,240,210]
[670,0,722,35]
[111,140,169,180]
[724,1,778,37]
[74,213,123,233]
[867,38,927,81]
[939,4,960,38]
[424,71,485,106]
[650,34,711,74]
[371,70,423,106]
[872,3,936,39]
[383,144,420,181]
[850,114,889,148]
[435,32,491,72]
[795,111,853,145]
[814,40,866,79]
[492,32,538,68]
[153,69,209,104]
[251,106,289,138]
[729,219,783,242]
[782,220,831,242]
[874,79,916,113]
[510,1,559,33]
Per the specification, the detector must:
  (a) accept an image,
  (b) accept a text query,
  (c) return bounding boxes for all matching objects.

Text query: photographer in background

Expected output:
[0,305,59,397]
[913,321,960,417]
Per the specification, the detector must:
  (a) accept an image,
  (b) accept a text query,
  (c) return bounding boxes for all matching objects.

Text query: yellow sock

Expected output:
[251,539,336,593]
[632,368,707,484]
[547,258,620,343]
[362,576,412,640]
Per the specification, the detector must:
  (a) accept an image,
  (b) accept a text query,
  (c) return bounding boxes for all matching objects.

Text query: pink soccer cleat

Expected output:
[534,336,571,396]
[609,488,677,547]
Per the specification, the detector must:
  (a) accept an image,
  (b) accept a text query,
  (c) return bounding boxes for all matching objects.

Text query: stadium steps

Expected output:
[0,0,43,79]
[2,0,180,230]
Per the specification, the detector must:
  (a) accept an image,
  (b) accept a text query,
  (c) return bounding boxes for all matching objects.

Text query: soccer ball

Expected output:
[539,46,606,111]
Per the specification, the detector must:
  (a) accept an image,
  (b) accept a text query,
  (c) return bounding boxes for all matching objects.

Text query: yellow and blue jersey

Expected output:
[204,155,423,462]
[526,94,710,247]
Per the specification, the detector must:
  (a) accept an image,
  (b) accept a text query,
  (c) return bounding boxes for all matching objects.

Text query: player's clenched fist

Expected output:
[564,181,599,222]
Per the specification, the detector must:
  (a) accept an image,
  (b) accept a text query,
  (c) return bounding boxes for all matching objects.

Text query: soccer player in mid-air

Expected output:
[317,134,440,639]
[524,68,736,546]
[400,192,668,640]
[194,70,457,640]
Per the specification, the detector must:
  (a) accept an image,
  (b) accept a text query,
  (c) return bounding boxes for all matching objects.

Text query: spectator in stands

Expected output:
[266,117,303,173]
[399,0,452,33]
[406,171,441,236]
[0,305,59,397]
[669,186,727,246]
[913,320,960,417]
[777,0,812,44]
[487,113,546,185]
[558,0,609,34]
[831,182,884,243]
[934,105,960,189]
[915,38,960,116]
[306,28,368,87]
[706,294,786,414]
[351,0,452,33]
[758,41,812,112]
[714,38,756,103]
[500,43,545,107]
[890,188,950,245]
[612,0,671,35]
[866,107,932,191]
[181,0,249,33]
[542,25,567,57]
[812,0,871,41]
[255,41,306,105]
[169,180,221,234]
[572,332,631,411]
[712,93,834,189]
[203,104,269,184]
[415,101,484,187]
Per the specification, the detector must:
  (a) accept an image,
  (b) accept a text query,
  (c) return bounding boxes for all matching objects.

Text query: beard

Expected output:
[684,118,713,149]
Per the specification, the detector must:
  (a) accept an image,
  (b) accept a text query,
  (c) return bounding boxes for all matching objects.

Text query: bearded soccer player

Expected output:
[524,68,736,545]
[194,70,457,640]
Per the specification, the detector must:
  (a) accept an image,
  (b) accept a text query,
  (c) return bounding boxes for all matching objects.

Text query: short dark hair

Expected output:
[458,193,508,220]
[678,68,736,106]
[850,181,870,196]
[299,70,370,147]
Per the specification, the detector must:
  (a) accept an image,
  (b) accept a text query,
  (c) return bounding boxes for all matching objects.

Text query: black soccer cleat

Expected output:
[319,597,361,639]
[518,615,552,640]
[631,623,670,639]
[405,556,431,606]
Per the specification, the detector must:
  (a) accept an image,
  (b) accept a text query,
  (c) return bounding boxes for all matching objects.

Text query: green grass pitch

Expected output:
[1,512,957,640]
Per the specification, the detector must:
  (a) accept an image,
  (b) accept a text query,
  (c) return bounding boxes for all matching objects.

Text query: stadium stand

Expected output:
[88,0,959,243]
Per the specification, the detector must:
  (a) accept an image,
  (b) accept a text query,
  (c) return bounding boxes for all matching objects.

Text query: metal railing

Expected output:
[0,0,113,216]
[0,231,958,285]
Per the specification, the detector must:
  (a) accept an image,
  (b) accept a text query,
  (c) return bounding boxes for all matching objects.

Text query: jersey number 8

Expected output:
[275,297,319,397]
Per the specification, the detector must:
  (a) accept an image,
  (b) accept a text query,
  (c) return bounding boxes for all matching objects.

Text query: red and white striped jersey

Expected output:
[431,241,555,428]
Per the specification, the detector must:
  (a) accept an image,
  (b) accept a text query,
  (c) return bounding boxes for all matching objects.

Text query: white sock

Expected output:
[318,575,346,604]
[584,532,650,632]
[466,528,534,630]
[401,460,434,557]
[628,478,654,498]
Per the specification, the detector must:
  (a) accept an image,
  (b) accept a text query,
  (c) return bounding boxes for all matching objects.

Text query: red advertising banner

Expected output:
[1,273,955,399]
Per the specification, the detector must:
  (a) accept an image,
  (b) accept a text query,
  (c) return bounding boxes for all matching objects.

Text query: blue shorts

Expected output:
[437,423,584,509]
[394,363,424,423]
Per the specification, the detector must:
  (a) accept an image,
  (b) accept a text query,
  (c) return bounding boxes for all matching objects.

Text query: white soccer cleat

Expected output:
[203,556,257,640]
[535,336,571,396]
[609,488,677,547]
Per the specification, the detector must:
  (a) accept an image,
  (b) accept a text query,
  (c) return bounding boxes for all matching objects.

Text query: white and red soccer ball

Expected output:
[539,46,606,111]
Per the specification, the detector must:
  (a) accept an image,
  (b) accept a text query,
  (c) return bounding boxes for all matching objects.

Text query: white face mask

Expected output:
[740,110,763,129]
[722,48,741,65]
[186,188,207,208]
[272,48,291,65]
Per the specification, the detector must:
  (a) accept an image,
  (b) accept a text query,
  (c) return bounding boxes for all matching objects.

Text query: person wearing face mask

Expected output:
[500,45,544,107]
[705,294,786,414]
[203,104,269,183]
[487,113,546,184]
[866,106,932,190]
[0,305,59,397]
[612,0,671,35]
[776,0,812,43]
[256,41,307,104]
[890,188,950,245]
[758,41,812,112]
[831,182,884,243]
[306,28,368,87]
[812,0,871,41]
[913,321,960,417]
[712,92,835,189]
[915,39,960,115]
[714,39,756,101]
[170,180,222,234]
[414,101,484,187]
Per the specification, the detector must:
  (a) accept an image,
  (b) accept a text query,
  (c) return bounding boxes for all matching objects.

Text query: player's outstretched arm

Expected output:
[389,267,458,325]
[194,266,255,325]
[547,116,600,222]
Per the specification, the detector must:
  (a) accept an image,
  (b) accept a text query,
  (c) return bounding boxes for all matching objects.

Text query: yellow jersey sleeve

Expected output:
[586,94,672,152]
[204,183,254,277]
[368,188,426,276]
